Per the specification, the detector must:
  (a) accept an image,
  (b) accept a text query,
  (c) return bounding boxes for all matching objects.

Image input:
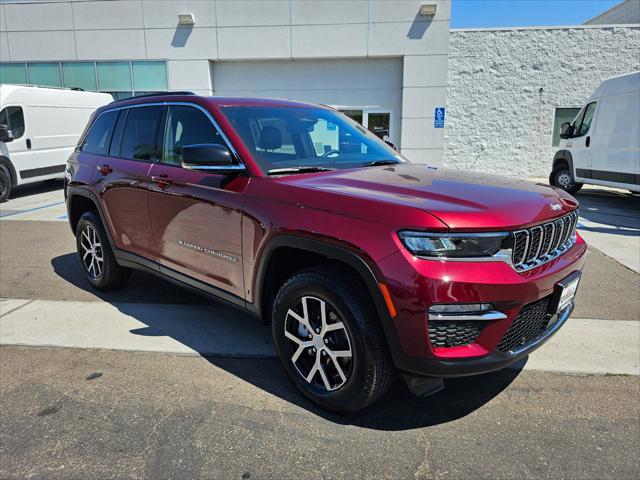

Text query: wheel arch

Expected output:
[66,187,115,246]
[0,156,18,186]
[252,234,404,364]
[552,150,574,172]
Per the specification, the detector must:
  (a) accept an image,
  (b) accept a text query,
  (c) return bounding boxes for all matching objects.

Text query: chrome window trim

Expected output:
[85,100,246,171]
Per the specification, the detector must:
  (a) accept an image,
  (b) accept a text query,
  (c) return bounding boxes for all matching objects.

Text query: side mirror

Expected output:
[0,124,14,143]
[384,140,399,151]
[181,143,244,174]
[559,122,572,139]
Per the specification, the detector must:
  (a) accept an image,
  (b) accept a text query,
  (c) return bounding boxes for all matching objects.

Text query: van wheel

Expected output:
[0,170,11,203]
[271,266,394,412]
[76,211,131,290]
[550,167,582,194]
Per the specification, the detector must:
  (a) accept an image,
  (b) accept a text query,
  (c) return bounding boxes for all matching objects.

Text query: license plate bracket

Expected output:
[548,271,581,316]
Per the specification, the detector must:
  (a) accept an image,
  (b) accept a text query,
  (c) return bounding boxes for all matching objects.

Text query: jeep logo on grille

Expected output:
[549,203,562,211]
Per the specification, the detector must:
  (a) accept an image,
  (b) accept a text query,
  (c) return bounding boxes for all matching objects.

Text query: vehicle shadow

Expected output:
[574,188,640,236]
[51,252,524,431]
[6,179,65,201]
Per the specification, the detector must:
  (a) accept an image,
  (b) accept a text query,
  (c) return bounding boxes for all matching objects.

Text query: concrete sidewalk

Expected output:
[1,298,638,376]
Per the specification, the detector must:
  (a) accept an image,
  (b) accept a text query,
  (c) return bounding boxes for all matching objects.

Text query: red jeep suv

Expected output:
[65,93,586,412]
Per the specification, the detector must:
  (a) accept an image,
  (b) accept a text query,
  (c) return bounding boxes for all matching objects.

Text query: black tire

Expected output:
[0,170,11,203]
[272,266,394,412]
[550,167,583,194]
[76,211,131,290]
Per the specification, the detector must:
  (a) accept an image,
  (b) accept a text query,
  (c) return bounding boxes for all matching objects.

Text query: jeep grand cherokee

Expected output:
[65,93,586,412]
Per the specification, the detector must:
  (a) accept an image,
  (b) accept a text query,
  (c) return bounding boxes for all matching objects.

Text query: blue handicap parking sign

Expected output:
[434,107,445,128]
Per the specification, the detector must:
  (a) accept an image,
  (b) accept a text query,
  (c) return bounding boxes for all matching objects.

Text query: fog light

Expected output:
[429,303,493,314]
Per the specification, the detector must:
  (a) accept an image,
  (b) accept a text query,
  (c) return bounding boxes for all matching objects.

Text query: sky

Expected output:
[450,0,625,28]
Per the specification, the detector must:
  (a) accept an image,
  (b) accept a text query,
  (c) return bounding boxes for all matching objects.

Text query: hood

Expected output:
[281,164,578,230]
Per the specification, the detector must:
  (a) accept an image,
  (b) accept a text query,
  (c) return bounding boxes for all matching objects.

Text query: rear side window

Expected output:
[80,110,118,155]
[0,106,25,139]
[120,106,163,161]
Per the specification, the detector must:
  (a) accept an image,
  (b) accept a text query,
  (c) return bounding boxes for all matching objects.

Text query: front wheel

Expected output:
[272,267,394,412]
[0,170,11,203]
[550,167,582,194]
[76,211,131,290]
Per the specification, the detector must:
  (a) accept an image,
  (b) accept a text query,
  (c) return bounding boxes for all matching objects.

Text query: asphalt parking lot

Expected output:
[1,181,639,479]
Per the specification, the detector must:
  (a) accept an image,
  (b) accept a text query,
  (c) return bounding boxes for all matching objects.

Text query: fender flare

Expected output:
[65,186,116,245]
[0,156,18,186]
[252,234,405,366]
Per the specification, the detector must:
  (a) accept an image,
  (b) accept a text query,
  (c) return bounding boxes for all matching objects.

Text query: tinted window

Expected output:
[120,106,163,161]
[0,106,25,139]
[162,105,225,166]
[80,110,118,155]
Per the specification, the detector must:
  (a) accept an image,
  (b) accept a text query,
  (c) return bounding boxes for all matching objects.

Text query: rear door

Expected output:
[97,106,161,262]
[147,104,246,299]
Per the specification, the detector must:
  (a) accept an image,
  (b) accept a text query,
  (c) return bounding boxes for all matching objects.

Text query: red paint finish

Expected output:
[67,94,588,379]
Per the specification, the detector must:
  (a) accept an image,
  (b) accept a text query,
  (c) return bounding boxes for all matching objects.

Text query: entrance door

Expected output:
[338,109,392,142]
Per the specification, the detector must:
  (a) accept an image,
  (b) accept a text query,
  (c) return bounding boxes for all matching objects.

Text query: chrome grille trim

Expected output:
[511,210,579,272]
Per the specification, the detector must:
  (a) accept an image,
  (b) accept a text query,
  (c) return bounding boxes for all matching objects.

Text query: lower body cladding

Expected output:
[378,236,588,395]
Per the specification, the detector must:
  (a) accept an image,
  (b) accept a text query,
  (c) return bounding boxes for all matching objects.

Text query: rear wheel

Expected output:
[76,211,131,290]
[272,266,394,412]
[550,166,582,194]
[0,170,11,203]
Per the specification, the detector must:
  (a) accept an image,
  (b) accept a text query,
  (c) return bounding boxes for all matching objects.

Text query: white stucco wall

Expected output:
[443,25,640,177]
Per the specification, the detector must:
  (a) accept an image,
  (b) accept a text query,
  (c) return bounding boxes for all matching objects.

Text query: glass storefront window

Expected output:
[27,63,62,87]
[97,62,132,92]
[1,61,167,97]
[132,61,167,91]
[0,63,28,84]
[62,62,97,91]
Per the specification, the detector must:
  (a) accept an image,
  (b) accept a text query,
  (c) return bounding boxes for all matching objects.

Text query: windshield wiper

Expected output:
[359,160,400,167]
[267,166,335,175]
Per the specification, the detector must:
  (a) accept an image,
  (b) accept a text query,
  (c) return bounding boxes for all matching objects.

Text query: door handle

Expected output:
[151,174,174,187]
[97,164,113,175]
[26,138,31,149]
[585,136,591,147]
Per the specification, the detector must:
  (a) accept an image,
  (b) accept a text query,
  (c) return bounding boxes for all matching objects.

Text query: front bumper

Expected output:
[377,234,587,377]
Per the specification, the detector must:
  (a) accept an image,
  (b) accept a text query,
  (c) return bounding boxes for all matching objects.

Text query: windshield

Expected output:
[220,106,406,174]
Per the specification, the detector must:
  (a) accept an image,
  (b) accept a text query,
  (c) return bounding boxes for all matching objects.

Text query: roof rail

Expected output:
[115,91,196,101]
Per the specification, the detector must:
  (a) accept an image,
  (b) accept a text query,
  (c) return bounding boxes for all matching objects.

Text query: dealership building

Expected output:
[0,0,639,176]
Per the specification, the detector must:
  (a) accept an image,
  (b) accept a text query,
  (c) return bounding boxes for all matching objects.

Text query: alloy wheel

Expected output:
[284,296,353,392]
[556,170,574,189]
[80,224,104,278]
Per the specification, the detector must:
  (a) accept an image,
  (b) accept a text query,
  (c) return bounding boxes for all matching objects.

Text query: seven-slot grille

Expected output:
[511,210,579,271]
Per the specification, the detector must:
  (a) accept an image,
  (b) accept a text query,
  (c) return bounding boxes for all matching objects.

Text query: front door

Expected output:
[567,101,597,181]
[147,104,246,299]
[0,106,34,181]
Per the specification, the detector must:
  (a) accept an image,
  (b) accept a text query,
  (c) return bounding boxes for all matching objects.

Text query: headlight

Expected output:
[398,231,509,258]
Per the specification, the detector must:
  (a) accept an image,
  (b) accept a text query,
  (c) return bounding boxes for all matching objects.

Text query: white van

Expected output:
[0,85,112,202]
[549,71,640,194]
